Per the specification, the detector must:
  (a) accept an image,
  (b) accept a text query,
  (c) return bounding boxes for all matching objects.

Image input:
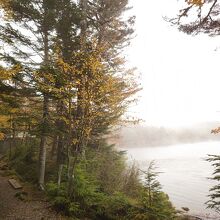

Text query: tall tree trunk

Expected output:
[12,121,17,149]
[51,135,58,159]
[9,114,12,160]
[57,164,63,187]
[56,136,63,163]
[67,0,88,197]
[38,93,49,190]
[56,99,65,186]
[57,135,64,187]
[38,20,49,189]
[56,100,65,164]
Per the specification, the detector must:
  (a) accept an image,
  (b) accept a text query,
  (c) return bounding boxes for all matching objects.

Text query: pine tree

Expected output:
[137,161,176,220]
[206,155,220,214]
[0,0,57,189]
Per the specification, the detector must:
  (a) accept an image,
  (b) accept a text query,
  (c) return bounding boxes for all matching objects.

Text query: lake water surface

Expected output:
[124,142,220,219]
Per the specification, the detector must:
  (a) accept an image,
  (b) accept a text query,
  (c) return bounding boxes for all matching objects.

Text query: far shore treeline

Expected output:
[118,122,220,148]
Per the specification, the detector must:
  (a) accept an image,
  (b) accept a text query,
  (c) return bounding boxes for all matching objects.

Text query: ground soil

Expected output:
[0,158,67,220]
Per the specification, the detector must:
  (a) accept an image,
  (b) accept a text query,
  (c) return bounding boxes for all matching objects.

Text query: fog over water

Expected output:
[118,123,220,148]
[123,142,220,219]
[116,123,220,219]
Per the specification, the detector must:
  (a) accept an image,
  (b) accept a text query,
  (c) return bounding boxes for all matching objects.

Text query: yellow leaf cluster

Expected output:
[0,65,21,80]
[0,132,5,140]
[187,0,204,6]
[0,0,14,19]
[0,0,9,9]
[0,115,9,124]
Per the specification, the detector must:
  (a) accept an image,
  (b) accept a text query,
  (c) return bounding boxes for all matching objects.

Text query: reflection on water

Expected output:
[125,142,220,218]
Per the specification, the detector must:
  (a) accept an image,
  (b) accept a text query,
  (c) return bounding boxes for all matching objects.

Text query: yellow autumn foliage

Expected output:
[0,0,9,9]
[0,132,5,140]
[53,44,138,145]
[0,0,14,19]
[187,0,204,6]
[0,65,21,80]
[0,115,9,124]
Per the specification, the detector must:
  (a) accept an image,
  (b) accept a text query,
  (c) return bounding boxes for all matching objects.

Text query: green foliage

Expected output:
[46,182,82,216]
[15,191,28,201]
[46,168,131,219]
[3,137,177,220]
[8,140,39,182]
[9,140,37,162]
[206,154,220,214]
[134,161,177,220]
[85,143,128,194]
[44,143,139,219]
[122,162,141,198]
[44,146,176,220]
[101,192,133,220]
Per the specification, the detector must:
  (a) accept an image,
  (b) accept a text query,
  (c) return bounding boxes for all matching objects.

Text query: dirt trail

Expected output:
[0,163,66,220]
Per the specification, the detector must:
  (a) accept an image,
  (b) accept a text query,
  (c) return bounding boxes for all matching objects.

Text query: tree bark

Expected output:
[38,93,49,190]
[57,164,63,187]
[38,10,50,189]
[50,135,58,159]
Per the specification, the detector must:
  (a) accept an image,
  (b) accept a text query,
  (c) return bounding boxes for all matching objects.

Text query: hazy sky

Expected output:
[127,0,220,127]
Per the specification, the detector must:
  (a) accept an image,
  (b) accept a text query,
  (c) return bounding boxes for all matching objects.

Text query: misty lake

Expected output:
[124,142,220,219]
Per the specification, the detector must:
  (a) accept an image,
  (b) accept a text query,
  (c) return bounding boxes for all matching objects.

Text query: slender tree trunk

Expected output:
[57,135,64,187]
[12,121,16,149]
[38,136,47,189]
[56,135,63,163]
[38,93,49,190]
[9,114,12,160]
[56,100,65,165]
[67,156,74,196]
[57,164,63,187]
[67,94,73,187]
[56,99,65,186]
[67,155,78,197]
[51,135,58,159]
[38,17,49,189]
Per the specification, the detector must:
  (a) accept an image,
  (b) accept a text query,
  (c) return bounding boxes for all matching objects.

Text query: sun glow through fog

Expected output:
[127,0,220,127]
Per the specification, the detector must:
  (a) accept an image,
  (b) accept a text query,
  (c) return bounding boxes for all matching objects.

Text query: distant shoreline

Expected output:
[118,139,220,149]
[116,123,220,149]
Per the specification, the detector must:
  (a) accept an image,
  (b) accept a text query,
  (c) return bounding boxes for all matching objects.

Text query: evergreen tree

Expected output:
[135,161,176,220]
[0,0,57,189]
[206,155,220,214]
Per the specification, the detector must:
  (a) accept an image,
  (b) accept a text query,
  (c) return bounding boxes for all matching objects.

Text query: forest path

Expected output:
[0,158,66,220]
